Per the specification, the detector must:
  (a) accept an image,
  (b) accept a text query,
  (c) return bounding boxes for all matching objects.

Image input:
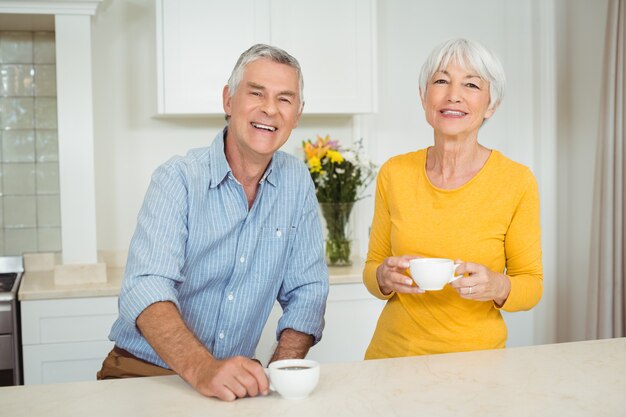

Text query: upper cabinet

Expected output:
[156,0,377,115]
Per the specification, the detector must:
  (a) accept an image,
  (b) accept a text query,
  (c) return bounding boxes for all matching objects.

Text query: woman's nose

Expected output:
[446,84,462,103]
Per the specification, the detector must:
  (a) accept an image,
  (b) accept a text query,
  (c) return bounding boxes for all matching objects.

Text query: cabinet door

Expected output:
[270,0,376,113]
[21,297,118,345]
[21,296,119,385]
[23,341,114,385]
[157,0,271,114]
[255,283,385,364]
[306,283,384,363]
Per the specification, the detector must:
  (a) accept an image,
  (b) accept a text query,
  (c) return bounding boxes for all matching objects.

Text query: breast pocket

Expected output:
[253,226,297,281]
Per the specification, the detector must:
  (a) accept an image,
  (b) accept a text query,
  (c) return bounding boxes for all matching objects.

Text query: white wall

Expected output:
[555,0,609,342]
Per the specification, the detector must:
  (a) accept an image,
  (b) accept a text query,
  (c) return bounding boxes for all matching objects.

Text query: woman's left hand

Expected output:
[450,260,511,306]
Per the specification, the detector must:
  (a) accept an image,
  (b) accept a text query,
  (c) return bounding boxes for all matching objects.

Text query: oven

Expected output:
[0,256,24,386]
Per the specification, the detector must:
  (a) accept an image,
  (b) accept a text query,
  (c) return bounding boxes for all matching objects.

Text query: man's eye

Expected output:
[250,91,261,96]
[279,97,292,104]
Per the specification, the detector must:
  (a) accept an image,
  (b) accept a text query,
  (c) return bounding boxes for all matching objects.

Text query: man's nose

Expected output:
[260,97,278,115]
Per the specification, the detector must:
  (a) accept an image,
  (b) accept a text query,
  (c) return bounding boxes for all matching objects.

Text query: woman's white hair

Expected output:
[418,38,506,110]
[227,43,304,112]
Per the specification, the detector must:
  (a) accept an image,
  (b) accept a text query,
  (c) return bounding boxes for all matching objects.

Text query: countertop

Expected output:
[18,259,364,301]
[1,337,624,416]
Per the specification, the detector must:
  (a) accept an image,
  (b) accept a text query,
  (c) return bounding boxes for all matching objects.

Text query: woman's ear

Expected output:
[419,88,426,110]
[484,105,497,120]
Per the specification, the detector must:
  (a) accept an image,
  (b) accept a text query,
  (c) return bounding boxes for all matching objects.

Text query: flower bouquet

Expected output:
[303,135,376,266]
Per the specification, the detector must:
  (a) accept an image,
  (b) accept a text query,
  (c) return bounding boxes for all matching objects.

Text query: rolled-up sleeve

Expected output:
[276,180,329,344]
[118,161,189,326]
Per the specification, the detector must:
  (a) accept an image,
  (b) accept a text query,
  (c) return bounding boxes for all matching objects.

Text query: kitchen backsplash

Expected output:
[0,30,60,256]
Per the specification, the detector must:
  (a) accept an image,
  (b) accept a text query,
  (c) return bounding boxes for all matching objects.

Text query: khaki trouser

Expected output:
[97,347,176,379]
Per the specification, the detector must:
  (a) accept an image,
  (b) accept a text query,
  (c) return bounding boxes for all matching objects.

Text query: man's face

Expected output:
[223,58,302,161]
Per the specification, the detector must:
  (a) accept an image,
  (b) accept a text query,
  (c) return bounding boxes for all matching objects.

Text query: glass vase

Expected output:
[319,202,354,267]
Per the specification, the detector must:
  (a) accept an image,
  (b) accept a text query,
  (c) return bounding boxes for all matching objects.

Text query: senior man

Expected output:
[98,44,329,402]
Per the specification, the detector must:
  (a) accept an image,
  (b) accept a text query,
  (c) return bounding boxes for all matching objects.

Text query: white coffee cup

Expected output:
[409,258,461,290]
[265,359,320,400]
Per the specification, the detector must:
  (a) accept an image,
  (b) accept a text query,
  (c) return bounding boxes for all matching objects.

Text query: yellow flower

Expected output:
[308,156,322,173]
[315,135,331,158]
[303,141,318,161]
[303,136,331,161]
[316,134,330,146]
[326,149,344,164]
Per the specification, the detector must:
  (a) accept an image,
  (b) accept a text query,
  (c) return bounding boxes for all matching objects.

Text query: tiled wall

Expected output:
[0,31,60,256]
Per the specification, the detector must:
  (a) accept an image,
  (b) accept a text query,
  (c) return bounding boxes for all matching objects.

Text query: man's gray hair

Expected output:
[227,44,304,112]
[418,38,506,110]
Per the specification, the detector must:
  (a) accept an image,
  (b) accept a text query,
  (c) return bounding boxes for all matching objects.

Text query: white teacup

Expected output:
[265,359,320,400]
[409,258,461,290]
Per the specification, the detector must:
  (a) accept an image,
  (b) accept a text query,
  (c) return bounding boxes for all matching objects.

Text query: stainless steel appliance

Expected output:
[0,256,24,386]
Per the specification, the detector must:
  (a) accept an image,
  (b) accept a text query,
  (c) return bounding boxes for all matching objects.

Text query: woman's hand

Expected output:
[450,260,511,306]
[376,255,425,295]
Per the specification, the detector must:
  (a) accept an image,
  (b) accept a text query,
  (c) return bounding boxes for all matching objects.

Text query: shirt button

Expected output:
[227,293,234,301]
[276,229,282,237]
[219,332,225,339]
[240,256,245,263]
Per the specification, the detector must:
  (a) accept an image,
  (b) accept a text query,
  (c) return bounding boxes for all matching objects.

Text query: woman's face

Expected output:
[421,61,495,140]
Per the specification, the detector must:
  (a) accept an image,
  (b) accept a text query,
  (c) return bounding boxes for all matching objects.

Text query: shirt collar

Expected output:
[208,128,231,189]
[262,157,278,187]
[208,127,280,189]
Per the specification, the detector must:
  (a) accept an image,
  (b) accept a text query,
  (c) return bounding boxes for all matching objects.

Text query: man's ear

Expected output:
[294,101,304,128]
[222,85,231,116]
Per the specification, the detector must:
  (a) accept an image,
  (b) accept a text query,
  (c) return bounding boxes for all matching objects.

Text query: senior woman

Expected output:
[363,38,543,359]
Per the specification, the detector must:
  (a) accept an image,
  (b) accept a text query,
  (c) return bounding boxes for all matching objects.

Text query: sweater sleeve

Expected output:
[363,162,395,300]
[499,170,543,311]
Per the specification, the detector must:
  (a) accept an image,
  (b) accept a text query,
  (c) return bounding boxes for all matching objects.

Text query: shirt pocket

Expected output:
[258,226,295,241]
[253,226,297,281]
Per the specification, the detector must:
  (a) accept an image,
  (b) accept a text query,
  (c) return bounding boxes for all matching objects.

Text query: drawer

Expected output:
[21,296,118,345]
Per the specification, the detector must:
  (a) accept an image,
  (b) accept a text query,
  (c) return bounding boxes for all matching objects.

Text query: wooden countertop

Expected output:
[1,337,624,416]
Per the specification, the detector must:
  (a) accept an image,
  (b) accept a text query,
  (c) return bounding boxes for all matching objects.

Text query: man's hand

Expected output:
[188,356,269,401]
[136,301,269,401]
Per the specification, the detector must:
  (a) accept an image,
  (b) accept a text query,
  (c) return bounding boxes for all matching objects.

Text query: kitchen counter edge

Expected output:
[18,260,366,301]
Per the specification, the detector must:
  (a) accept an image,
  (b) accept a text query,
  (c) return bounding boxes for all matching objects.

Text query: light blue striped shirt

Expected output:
[109,129,329,368]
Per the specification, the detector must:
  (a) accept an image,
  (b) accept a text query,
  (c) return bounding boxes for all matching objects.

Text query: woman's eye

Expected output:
[466,83,480,89]
[433,79,447,84]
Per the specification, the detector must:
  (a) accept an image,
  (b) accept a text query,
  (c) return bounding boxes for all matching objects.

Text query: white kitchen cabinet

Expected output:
[269,0,376,114]
[255,284,535,364]
[255,282,385,364]
[21,296,118,385]
[156,0,376,115]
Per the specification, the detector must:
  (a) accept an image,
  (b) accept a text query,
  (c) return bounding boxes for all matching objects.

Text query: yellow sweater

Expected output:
[364,149,543,359]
